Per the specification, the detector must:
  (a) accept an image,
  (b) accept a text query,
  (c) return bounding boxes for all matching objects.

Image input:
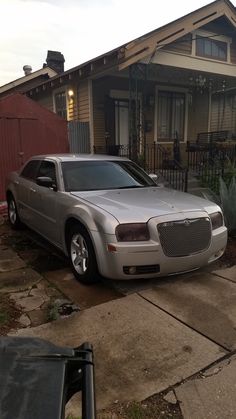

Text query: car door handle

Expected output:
[30,187,36,193]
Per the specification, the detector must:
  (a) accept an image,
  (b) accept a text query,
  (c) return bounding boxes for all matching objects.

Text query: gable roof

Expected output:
[26,0,236,96]
[0,66,57,95]
[119,0,236,69]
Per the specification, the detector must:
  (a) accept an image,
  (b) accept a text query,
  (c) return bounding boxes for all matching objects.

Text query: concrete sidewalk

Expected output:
[175,353,236,419]
[14,293,224,413]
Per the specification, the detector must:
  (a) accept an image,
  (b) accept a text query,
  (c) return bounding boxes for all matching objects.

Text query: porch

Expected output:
[90,61,236,192]
[93,139,236,193]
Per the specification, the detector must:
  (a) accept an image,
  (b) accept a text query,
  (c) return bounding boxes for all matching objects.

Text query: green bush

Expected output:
[219,176,236,236]
[203,176,236,236]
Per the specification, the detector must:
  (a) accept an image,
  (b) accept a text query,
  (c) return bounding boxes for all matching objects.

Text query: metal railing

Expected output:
[94,143,188,192]
[186,142,236,192]
[187,142,236,172]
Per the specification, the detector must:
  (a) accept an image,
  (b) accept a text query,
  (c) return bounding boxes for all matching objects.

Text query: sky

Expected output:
[0,0,235,86]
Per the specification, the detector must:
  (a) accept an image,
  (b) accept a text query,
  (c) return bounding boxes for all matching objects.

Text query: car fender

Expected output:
[5,173,19,202]
[62,203,118,254]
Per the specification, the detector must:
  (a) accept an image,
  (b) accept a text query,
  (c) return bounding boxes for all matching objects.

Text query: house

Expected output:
[24,0,236,189]
[0,51,65,99]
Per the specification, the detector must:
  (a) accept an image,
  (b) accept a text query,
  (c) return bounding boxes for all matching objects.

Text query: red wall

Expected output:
[0,94,69,201]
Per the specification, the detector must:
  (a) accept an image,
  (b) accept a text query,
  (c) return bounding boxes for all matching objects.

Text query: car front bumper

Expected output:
[92,222,228,280]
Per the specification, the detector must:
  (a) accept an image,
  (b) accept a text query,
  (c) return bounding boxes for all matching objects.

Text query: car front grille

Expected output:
[157,217,211,257]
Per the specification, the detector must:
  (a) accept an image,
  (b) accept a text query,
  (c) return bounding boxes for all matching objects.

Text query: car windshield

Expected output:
[61,160,156,192]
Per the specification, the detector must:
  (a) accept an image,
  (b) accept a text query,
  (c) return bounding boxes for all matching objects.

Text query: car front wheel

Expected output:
[7,195,22,229]
[68,225,100,284]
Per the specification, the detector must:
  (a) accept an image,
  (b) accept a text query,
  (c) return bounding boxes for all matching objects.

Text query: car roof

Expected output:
[30,154,131,163]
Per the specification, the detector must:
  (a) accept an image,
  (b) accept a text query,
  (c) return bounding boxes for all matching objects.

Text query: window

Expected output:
[62,161,155,192]
[38,161,57,183]
[54,91,67,119]
[20,160,40,181]
[196,36,227,61]
[157,91,185,141]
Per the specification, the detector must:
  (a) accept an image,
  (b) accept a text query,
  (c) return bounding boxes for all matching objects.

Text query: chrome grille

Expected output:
[157,218,211,257]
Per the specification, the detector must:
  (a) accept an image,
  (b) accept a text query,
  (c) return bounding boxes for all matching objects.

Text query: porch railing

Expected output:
[187,142,236,172]
[94,143,188,192]
[186,142,236,192]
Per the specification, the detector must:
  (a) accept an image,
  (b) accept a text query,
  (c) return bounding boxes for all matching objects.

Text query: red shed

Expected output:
[0,93,68,201]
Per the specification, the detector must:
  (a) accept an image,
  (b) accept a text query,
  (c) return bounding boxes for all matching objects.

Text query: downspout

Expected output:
[88,79,94,153]
[207,89,212,132]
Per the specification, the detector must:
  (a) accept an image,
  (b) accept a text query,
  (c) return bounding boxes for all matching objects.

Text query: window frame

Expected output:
[53,87,69,120]
[192,30,231,63]
[154,86,188,143]
[20,160,41,182]
[37,160,57,186]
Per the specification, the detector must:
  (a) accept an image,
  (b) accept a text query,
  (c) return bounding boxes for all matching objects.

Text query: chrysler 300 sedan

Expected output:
[6,154,227,284]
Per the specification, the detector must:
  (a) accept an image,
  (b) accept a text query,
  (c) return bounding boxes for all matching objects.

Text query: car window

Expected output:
[62,160,156,192]
[37,161,57,183]
[20,160,41,181]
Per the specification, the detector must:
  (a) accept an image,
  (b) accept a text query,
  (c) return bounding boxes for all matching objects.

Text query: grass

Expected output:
[126,403,144,419]
[47,301,60,321]
[0,310,9,325]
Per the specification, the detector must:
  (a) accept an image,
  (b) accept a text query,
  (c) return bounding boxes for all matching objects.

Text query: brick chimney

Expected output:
[45,50,65,74]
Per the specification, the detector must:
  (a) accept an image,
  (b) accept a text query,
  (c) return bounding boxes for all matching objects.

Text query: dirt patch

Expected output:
[98,391,183,419]
[30,253,68,273]
[0,294,22,335]
[0,223,68,273]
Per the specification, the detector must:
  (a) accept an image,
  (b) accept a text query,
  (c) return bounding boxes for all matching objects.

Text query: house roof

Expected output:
[26,0,236,95]
[119,0,236,69]
[0,66,57,95]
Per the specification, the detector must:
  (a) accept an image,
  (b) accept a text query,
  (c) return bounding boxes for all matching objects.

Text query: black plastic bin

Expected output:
[0,337,96,419]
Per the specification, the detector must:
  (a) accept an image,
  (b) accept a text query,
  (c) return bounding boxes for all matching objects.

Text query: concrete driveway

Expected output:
[1,219,236,418]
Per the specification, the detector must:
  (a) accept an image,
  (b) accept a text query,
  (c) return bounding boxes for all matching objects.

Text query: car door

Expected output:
[29,160,60,245]
[18,160,41,224]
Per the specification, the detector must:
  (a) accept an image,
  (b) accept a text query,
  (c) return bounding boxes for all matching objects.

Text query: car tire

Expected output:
[7,195,22,230]
[67,224,100,284]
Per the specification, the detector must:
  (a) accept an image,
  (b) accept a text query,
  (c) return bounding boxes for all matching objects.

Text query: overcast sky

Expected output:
[1,0,235,86]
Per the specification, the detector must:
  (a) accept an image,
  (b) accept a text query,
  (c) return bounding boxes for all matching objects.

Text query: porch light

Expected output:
[68,89,74,98]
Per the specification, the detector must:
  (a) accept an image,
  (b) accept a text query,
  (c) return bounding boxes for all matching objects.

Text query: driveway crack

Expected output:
[138,292,230,353]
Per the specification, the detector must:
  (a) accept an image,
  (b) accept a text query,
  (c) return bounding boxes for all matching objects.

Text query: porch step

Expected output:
[187,178,201,188]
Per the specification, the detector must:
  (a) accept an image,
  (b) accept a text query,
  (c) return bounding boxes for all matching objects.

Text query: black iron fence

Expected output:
[94,143,188,192]
[187,142,236,171]
[186,142,236,192]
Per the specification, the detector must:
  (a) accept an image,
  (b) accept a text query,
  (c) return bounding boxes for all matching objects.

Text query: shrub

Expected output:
[203,176,236,237]
[219,176,236,236]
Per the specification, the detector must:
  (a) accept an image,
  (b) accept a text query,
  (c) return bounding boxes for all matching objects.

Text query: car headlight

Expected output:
[115,223,150,242]
[210,212,223,230]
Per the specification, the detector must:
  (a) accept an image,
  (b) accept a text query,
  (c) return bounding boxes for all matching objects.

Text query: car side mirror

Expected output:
[148,173,158,183]
[36,176,57,191]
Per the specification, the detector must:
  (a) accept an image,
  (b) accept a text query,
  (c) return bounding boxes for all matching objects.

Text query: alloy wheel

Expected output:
[9,199,17,225]
[70,233,89,275]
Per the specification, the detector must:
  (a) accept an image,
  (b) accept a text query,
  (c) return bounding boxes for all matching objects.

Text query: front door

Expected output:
[115,100,129,146]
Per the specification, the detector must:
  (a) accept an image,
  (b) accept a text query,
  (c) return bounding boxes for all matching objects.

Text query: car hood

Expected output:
[71,187,217,223]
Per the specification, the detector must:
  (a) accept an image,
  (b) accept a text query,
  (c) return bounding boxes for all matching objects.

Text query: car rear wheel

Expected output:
[7,195,22,229]
[68,224,100,284]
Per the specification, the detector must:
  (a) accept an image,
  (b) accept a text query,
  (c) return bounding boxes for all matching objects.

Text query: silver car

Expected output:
[6,154,227,284]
